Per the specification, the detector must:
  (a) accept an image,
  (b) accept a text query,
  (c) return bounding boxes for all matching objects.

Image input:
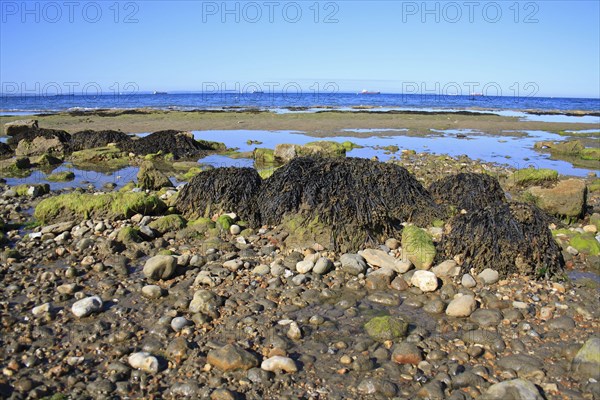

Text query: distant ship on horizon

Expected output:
[359,89,381,95]
[153,91,168,95]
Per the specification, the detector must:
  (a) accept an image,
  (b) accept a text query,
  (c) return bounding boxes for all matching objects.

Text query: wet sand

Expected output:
[1,109,598,137]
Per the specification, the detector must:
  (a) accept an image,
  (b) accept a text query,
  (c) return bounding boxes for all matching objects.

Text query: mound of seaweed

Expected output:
[428,173,506,212]
[120,130,213,159]
[176,167,262,225]
[258,157,445,251]
[0,143,13,158]
[7,128,71,148]
[70,130,132,151]
[438,202,563,278]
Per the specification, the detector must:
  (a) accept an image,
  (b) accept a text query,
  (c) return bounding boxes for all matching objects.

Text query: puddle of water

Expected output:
[495,110,600,124]
[341,128,408,133]
[194,129,598,177]
[567,271,600,284]
[5,165,139,190]
[0,137,7,143]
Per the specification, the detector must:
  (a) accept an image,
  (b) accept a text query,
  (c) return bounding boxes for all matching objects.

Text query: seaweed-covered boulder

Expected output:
[176,167,262,225]
[428,173,506,212]
[0,143,13,158]
[258,157,444,252]
[70,129,131,151]
[8,127,71,149]
[121,130,219,159]
[438,202,563,278]
[4,119,38,136]
[137,161,173,190]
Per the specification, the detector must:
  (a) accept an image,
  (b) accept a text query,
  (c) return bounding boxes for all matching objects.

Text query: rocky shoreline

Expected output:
[0,122,599,400]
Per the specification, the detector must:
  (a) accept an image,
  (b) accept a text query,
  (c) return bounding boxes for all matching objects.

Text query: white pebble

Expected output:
[261,356,298,373]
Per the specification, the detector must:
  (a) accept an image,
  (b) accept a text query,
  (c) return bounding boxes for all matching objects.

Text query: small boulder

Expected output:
[364,316,408,342]
[128,352,159,374]
[526,179,587,218]
[572,337,600,380]
[340,253,367,275]
[359,248,411,273]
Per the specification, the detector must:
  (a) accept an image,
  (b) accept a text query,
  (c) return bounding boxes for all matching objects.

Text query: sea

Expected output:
[1,93,599,115]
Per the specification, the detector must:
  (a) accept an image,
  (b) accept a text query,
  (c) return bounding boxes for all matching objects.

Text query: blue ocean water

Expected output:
[1,93,599,114]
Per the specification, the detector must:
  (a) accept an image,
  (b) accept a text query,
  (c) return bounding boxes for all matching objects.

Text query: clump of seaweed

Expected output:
[438,202,563,278]
[428,172,506,212]
[70,130,132,151]
[258,157,445,251]
[7,127,71,148]
[0,143,13,158]
[120,130,215,159]
[176,167,262,226]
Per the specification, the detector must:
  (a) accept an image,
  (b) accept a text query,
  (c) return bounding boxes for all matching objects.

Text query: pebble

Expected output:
[462,273,477,288]
[391,342,422,365]
[431,260,460,277]
[71,296,103,318]
[143,255,177,280]
[478,268,500,284]
[128,352,159,374]
[261,356,298,373]
[287,322,302,340]
[340,253,367,275]
[359,248,410,273]
[229,224,241,235]
[141,285,163,299]
[295,260,314,274]
[446,294,477,317]
[313,257,333,274]
[470,308,502,327]
[207,344,258,372]
[31,303,51,316]
[484,378,544,399]
[170,317,189,332]
[411,270,438,292]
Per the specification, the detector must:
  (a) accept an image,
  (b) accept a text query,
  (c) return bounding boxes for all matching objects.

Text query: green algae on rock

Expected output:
[34,192,166,224]
[570,233,600,256]
[401,225,436,270]
[148,214,187,234]
[46,171,75,182]
[511,167,558,186]
[364,316,408,342]
[137,161,173,190]
[71,146,130,171]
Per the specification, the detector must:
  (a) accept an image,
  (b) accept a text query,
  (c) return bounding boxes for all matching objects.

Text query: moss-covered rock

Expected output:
[580,147,600,161]
[512,168,558,186]
[35,153,63,167]
[364,316,408,342]
[34,192,166,224]
[117,226,143,244]
[175,217,214,240]
[299,141,346,158]
[570,233,600,256]
[14,183,50,197]
[217,215,234,230]
[253,148,276,165]
[137,161,173,190]
[182,166,203,181]
[47,171,75,182]
[0,157,32,177]
[588,179,600,193]
[71,146,129,171]
[341,141,363,151]
[119,181,137,192]
[402,225,436,270]
[148,214,187,234]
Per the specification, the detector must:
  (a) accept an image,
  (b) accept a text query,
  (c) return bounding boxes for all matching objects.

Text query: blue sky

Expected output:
[1,1,599,98]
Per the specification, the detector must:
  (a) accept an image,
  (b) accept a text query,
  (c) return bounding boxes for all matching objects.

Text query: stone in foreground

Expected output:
[207,344,258,372]
[261,356,298,373]
[143,255,177,280]
[483,378,544,400]
[71,296,103,318]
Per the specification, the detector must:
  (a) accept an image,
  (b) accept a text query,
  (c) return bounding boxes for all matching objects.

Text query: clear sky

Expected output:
[1,1,599,98]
